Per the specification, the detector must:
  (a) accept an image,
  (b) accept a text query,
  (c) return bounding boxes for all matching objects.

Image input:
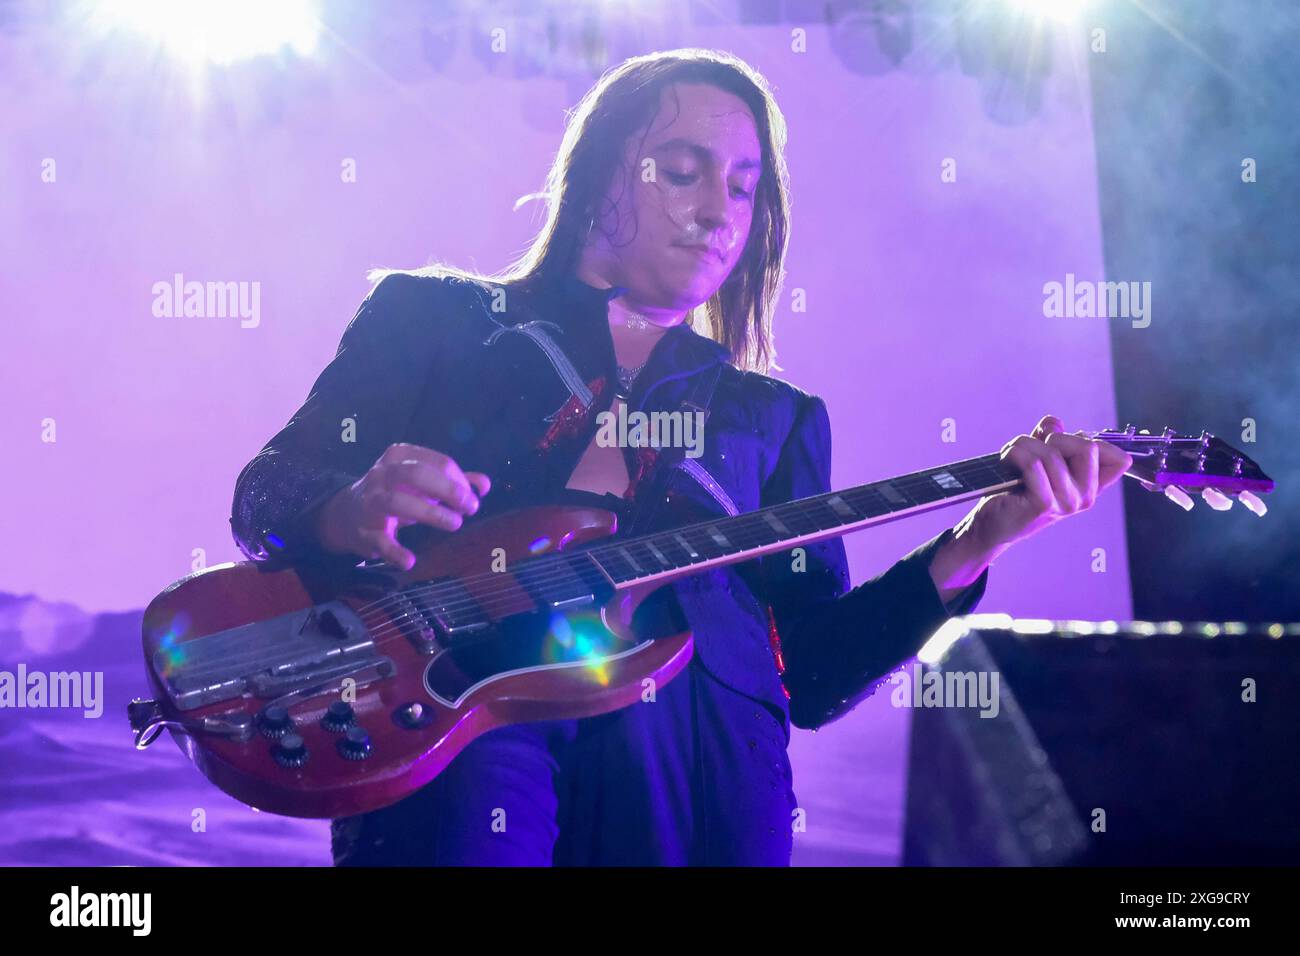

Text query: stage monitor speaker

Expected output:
[901,617,1300,866]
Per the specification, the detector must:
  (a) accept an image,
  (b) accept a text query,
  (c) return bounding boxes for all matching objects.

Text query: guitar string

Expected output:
[350,430,1211,621]
[182,460,1007,681]
[353,432,1219,637]
[350,461,1018,646]
[352,456,1017,632]
[348,452,1014,621]
[354,457,1013,627]
[356,438,1240,648]
[189,436,1190,673]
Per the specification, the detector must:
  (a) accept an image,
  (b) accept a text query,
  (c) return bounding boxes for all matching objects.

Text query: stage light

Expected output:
[1009,0,1090,24]
[92,0,321,66]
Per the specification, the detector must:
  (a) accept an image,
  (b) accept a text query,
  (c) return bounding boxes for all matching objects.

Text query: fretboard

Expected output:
[578,451,1019,589]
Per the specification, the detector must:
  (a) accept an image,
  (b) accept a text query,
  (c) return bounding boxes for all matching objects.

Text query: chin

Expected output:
[640,258,721,308]
[670,273,723,308]
[669,287,715,312]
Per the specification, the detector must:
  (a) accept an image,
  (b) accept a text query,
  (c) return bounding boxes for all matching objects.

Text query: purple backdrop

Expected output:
[0,4,1128,865]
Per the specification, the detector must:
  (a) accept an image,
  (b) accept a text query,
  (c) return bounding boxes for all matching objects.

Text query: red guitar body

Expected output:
[139,504,692,819]
[135,427,1273,819]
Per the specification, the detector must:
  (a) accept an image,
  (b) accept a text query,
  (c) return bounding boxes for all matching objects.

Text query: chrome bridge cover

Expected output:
[155,601,376,711]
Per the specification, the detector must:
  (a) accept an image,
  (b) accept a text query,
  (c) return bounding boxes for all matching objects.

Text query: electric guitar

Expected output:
[128,427,1272,818]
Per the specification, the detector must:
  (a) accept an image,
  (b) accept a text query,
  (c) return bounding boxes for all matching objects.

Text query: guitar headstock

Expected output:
[1092,426,1274,515]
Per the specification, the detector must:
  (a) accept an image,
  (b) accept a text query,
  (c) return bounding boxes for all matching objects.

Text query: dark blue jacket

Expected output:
[230,270,986,733]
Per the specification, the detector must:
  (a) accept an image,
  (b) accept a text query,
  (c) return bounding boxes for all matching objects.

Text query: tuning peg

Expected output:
[1201,488,1233,511]
[1237,490,1268,517]
[1163,485,1195,511]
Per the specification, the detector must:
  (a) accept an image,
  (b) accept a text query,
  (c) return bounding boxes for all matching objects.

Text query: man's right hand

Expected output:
[314,443,491,570]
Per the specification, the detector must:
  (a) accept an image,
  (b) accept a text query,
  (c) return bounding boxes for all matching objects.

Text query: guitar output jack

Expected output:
[393,701,434,730]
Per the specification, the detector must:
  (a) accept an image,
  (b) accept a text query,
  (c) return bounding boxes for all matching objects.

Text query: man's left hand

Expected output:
[928,414,1132,601]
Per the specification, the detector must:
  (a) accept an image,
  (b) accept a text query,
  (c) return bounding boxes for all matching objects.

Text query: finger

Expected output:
[359,527,417,570]
[1045,431,1100,508]
[380,442,449,469]
[379,445,477,504]
[1010,435,1080,513]
[1005,443,1055,516]
[1096,440,1133,488]
[387,489,465,532]
[465,472,492,497]
[1037,440,1084,513]
[384,460,478,514]
[1032,415,1064,440]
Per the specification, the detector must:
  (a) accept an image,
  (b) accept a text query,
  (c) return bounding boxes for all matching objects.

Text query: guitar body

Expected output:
[133,426,1273,820]
[140,504,693,818]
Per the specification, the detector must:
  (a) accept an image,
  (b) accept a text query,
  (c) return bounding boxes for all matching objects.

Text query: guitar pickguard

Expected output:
[421,606,644,709]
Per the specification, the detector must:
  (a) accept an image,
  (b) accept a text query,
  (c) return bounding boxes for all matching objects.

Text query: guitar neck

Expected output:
[581,451,1020,590]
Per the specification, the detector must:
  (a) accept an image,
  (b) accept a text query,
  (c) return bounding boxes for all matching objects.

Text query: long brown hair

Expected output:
[371,48,791,374]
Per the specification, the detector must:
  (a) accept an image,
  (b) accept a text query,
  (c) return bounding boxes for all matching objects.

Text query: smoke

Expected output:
[1093,0,1300,618]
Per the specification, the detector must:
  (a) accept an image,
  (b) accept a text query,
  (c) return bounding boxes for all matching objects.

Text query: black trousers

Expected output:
[330,658,796,866]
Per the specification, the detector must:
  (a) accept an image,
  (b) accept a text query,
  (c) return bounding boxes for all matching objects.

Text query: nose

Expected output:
[695,174,733,233]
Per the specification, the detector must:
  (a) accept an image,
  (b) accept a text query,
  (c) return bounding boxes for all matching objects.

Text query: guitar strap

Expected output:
[616,361,790,695]
[619,362,723,539]
[484,278,726,537]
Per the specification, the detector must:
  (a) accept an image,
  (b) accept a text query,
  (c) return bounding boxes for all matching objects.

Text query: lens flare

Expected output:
[153,612,192,677]
[544,611,615,686]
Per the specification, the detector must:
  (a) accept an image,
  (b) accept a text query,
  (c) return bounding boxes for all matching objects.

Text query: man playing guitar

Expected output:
[230,48,1130,865]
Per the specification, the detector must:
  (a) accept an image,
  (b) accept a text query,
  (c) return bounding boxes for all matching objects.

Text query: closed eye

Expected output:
[664,170,754,201]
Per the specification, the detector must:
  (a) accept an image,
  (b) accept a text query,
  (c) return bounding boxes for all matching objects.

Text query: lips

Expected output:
[676,243,725,264]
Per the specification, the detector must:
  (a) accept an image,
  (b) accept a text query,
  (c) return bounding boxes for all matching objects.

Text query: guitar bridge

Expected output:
[154,601,380,711]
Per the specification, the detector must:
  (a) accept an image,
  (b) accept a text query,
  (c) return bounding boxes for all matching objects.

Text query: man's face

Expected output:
[587,82,762,312]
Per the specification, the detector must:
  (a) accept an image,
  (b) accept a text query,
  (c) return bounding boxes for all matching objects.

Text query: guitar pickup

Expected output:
[392,588,489,652]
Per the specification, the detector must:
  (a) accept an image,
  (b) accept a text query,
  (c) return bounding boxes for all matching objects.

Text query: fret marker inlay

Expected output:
[879,482,906,504]
[564,452,1009,591]
[674,533,698,559]
[826,494,857,519]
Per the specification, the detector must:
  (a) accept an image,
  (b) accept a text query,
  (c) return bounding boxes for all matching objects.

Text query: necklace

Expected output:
[610,302,652,331]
